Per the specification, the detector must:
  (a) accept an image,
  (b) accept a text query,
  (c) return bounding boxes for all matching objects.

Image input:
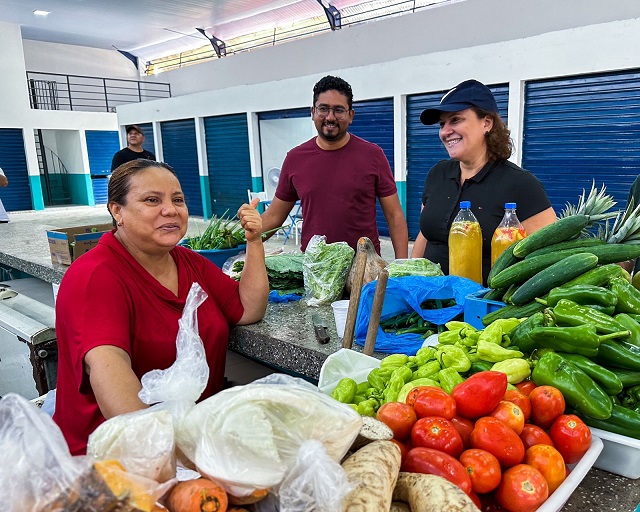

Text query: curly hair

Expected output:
[471,107,513,161]
[107,159,177,227]
[313,75,353,108]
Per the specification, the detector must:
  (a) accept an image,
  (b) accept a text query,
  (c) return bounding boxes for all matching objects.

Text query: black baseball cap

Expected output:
[420,79,499,125]
[125,124,144,135]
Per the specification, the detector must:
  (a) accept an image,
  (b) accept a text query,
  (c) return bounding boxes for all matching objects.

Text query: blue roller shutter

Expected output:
[522,70,640,214]
[0,128,31,211]
[86,130,119,204]
[204,114,252,217]
[406,85,509,239]
[161,119,202,216]
[258,107,309,120]
[350,98,395,237]
[137,122,156,156]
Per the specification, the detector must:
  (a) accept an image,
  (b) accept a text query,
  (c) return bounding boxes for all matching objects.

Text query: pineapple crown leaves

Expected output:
[597,198,640,244]
[560,180,617,222]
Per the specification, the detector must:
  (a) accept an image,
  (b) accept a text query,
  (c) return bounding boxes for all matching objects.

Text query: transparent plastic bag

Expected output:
[87,282,210,483]
[303,235,355,306]
[175,374,362,502]
[386,257,444,278]
[0,394,169,511]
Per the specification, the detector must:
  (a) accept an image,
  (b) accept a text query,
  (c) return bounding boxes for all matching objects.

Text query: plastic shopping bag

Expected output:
[303,235,355,306]
[354,275,487,355]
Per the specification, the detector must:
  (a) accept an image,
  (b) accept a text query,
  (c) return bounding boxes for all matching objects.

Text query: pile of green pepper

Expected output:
[379,311,438,337]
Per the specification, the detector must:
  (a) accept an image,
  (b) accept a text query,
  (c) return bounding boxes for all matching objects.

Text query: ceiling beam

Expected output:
[316,0,341,30]
[196,28,226,57]
[113,47,139,70]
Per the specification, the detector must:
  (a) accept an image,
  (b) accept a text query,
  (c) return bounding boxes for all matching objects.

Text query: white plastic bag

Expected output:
[303,235,354,306]
[176,374,362,502]
[87,282,210,482]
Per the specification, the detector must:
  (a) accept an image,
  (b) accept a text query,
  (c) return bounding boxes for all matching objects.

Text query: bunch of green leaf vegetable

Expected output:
[182,210,246,250]
[233,253,305,295]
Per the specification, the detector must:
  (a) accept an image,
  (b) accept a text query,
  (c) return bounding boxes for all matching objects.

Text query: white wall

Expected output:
[116,0,640,180]
[22,40,140,80]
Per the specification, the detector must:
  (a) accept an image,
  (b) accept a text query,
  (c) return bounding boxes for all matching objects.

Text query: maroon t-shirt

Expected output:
[53,231,243,455]
[276,135,397,254]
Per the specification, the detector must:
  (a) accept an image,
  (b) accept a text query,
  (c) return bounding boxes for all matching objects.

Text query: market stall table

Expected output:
[0,207,638,511]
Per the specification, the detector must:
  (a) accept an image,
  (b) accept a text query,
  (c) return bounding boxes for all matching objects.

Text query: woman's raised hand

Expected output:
[238,198,263,243]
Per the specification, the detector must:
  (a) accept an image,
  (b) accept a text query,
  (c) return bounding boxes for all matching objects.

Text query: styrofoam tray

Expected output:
[535,435,603,511]
[589,427,640,479]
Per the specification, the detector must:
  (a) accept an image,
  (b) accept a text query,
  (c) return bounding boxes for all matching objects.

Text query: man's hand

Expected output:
[238,198,263,243]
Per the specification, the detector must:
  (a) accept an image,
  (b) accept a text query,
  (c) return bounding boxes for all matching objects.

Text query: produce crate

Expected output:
[589,427,640,479]
[46,223,113,265]
[463,291,505,329]
[179,244,246,268]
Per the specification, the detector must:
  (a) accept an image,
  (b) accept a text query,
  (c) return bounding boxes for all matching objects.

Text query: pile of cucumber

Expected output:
[482,214,640,325]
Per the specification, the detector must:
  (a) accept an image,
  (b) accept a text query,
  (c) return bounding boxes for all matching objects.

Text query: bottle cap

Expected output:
[505,202,517,209]
[460,201,471,209]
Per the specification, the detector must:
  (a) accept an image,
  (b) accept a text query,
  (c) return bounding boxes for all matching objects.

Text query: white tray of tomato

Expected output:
[374,371,603,512]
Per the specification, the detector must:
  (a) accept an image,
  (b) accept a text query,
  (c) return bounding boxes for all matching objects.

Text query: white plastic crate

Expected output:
[589,427,640,479]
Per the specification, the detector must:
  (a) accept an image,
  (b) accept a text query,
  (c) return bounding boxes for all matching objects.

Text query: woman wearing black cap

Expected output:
[410,79,556,285]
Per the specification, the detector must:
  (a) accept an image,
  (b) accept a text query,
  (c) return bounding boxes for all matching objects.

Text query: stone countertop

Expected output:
[1,207,639,510]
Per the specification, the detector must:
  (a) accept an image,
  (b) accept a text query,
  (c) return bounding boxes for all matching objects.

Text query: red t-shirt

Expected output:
[276,135,397,254]
[53,231,243,455]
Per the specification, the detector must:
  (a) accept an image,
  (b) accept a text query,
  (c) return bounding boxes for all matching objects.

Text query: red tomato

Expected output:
[376,402,417,440]
[525,444,567,493]
[468,491,482,510]
[520,424,554,451]
[402,446,472,495]
[459,448,502,494]
[470,416,525,468]
[490,400,525,435]
[452,371,508,419]
[413,387,457,420]
[405,386,431,407]
[529,385,565,429]
[411,417,464,458]
[390,438,409,465]
[549,414,592,464]
[495,464,549,512]
[451,416,475,450]
[516,380,537,396]
[503,389,532,422]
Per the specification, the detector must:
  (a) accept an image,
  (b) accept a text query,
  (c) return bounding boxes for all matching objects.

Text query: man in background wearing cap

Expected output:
[110,125,156,171]
[410,79,555,284]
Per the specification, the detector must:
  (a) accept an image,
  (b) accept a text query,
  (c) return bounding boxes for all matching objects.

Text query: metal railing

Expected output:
[26,71,171,112]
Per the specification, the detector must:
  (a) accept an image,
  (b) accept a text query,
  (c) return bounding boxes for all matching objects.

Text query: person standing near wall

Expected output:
[261,75,409,258]
[0,166,9,223]
[110,125,156,171]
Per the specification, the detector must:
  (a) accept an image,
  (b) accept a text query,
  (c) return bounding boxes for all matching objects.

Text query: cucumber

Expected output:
[524,237,605,259]
[484,287,507,301]
[487,243,520,286]
[501,283,520,304]
[481,301,546,326]
[586,244,640,264]
[512,215,589,258]
[510,253,599,306]
[490,251,569,289]
[561,263,631,288]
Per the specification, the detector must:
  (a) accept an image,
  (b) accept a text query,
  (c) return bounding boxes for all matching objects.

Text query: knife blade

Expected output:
[312,313,330,344]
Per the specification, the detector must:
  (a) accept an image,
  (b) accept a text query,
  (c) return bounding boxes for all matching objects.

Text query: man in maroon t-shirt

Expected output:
[261,75,408,258]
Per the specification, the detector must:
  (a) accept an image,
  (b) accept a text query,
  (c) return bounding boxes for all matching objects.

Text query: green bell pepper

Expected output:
[382,373,405,404]
[547,284,618,309]
[478,318,522,346]
[476,339,524,362]
[367,368,386,391]
[411,360,441,381]
[611,277,640,315]
[437,345,471,372]
[397,378,441,403]
[532,351,612,420]
[439,330,462,345]
[438,368,464,394]
[595,339,640,371]
[356,381,370,395]
[620,385,640,410]
[614,313,640,347]
[558,352,624,395]
[469,360,494,374]
[330,377,357,403]
[611,368,640,387]
[509,311,552,354]
[491,358,531,384]
[570,404,640,440]
[357,398,378,417]
[380,353,409,369]
[552,299,626,334]
[391,365,414,384]
[528,324,630,358]
[414,346,437,366]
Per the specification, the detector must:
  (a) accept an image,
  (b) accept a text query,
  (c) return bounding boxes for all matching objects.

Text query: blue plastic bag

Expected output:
[354,275,487,355]
[268,290,303,303]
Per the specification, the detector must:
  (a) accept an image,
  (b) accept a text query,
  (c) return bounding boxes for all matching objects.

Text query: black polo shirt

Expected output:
[419,159,552,284]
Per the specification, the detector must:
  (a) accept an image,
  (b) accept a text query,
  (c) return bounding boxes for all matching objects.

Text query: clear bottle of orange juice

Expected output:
[491,202,527,266]
[448,201,483,284]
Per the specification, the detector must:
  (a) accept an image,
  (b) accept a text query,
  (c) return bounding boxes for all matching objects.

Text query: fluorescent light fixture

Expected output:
[33,10,50,16]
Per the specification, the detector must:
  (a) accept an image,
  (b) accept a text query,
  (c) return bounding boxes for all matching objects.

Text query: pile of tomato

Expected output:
[375,371,592,512]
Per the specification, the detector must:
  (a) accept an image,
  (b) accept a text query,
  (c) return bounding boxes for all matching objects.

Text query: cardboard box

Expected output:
[47,223,112,265]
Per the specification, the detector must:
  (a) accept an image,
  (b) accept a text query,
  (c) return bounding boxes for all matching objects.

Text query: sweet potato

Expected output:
[349,416,394,452]
[393,472,479,512]
[227,488,269,505]
[165,478,228,512]
[341,440,402,511]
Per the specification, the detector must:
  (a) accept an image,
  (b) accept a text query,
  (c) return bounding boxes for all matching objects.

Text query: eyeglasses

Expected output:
[314,106,350,120]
